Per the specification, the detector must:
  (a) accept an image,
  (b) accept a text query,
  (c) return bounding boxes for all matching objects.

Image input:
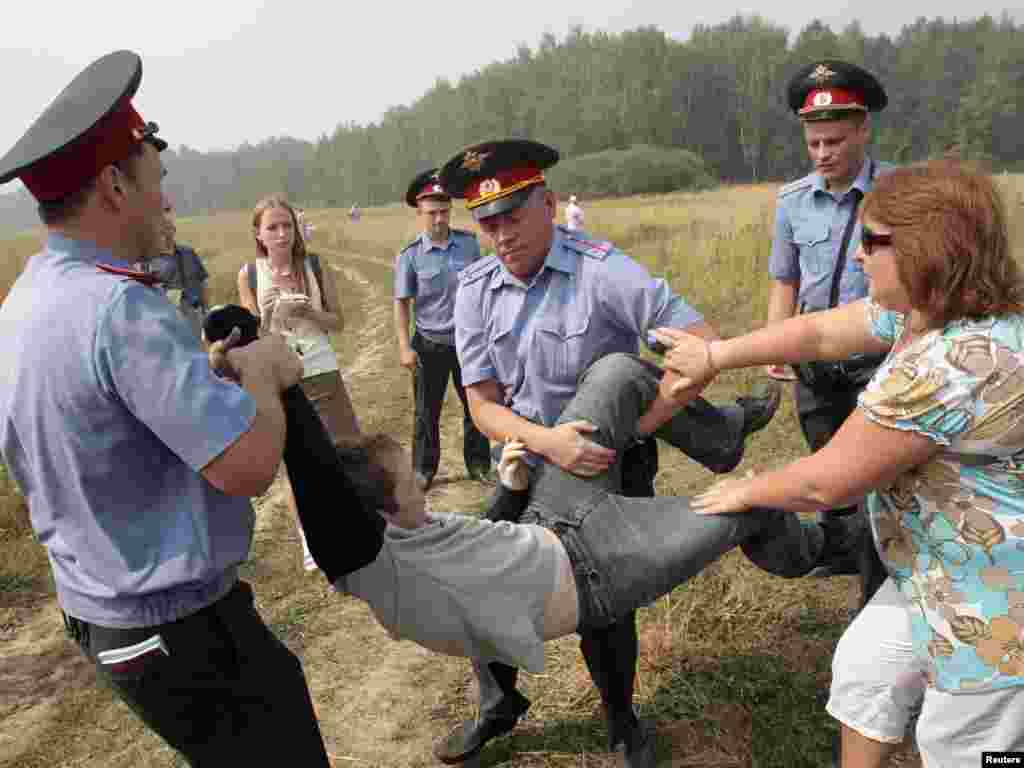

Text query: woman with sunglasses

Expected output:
[654,160,1024,767]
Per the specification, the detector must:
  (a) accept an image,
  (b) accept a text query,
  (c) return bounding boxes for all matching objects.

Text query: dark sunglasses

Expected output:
[861,225,893,255]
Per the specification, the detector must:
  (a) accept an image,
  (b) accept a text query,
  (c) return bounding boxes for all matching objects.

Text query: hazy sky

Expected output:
[3,1,1022,157]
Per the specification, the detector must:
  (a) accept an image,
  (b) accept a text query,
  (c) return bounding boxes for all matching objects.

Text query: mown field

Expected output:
[1,175,1022,768]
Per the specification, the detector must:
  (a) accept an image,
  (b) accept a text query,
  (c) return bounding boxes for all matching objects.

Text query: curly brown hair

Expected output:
[861,160,1024,326]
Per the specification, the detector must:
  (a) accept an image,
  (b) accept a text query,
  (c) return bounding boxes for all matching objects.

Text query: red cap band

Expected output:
[466,165,544,209]
[416,180,449,201]
[799,87,866,115]
[21,96,148,202]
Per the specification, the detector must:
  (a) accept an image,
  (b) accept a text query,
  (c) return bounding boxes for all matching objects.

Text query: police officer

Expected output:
[0,52,332,766]
[150,201,209,340]
[394,169,490,489]
[766,61,894,768]
[436,139,780,767]
[766,60,893,584]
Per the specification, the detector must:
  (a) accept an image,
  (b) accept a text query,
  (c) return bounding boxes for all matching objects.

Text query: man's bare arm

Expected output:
[202,335,302,497]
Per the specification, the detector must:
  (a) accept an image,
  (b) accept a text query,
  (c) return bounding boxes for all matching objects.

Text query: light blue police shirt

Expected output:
[769,156,894,311]
[455,225,703,429]
[394,229,480,346]
[0,234,256,628]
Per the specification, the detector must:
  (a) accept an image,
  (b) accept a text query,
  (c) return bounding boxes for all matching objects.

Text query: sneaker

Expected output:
[737,378,781,439]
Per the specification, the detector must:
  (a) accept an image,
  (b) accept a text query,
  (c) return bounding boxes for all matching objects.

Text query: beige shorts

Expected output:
[300,370,359,443]
[828,578,1024,766]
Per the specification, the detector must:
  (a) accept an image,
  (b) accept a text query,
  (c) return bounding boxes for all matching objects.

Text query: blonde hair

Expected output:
[252,195,308,271]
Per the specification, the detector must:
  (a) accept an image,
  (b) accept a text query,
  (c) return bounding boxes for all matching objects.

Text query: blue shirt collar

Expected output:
[46,233,130,269]
[489,226,575,290]
[811,155,873,200]
[420,231,453,252]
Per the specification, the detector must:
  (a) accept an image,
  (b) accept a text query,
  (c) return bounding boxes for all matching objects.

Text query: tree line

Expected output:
[1,13,1021,232]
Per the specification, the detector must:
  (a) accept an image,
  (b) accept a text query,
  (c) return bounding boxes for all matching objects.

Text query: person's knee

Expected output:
[580,353,649,385]
[576,354,659,410]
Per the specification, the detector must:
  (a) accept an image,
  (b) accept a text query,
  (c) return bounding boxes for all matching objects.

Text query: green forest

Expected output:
[2,14,1022,230]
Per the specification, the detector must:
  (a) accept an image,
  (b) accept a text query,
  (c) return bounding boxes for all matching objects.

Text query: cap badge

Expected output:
[812,91,833,107]
[461,150,490,172]
[809,64,836,85]
[479,178,501,196]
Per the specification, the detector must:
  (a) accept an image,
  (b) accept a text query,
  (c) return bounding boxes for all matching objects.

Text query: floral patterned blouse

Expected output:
[861,299,1024,693]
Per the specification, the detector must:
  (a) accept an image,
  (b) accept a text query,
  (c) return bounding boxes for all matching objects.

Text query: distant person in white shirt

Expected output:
[350,203,361,223]
[564,194,584,231]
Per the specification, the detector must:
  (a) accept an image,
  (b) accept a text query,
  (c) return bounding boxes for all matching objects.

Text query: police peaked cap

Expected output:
[0,50,167,202]
[405,167,450,208]
[439,139,559,221]
[786,60,887,122]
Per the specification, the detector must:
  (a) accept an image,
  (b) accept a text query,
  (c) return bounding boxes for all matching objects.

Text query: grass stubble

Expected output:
[0,175,1021,767]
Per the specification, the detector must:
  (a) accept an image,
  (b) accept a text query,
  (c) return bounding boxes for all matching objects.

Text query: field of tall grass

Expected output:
[0,174,1021,766]
[1,172,1021,610]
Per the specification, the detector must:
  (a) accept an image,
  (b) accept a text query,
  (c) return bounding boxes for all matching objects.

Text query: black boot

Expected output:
[433,663,529,765]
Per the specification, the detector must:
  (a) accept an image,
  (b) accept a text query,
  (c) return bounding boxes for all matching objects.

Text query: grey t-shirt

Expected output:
[338,513,559,672]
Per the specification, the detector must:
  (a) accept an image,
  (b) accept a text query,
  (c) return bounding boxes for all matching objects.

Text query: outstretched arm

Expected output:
[654,299,890,390]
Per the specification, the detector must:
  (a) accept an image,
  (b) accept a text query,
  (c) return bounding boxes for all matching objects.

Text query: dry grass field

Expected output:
[1,175,1022,767]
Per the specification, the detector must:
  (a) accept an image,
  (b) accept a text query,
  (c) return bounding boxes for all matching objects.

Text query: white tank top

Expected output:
[254,258,339,378]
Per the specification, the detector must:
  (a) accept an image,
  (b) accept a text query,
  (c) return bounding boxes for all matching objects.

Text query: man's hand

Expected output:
[498,438,530,491]
[540,420,616,477]
[225,334,303,393]
[208,326,243,381]
[650,327,718,393]
[398,345,418,371]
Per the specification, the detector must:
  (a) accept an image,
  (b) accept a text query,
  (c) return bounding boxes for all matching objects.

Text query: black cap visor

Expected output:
[470,186,538,222]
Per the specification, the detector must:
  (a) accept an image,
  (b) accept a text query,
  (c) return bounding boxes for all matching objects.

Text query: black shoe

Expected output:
[808,511,866,578]
[433,716,520,764]
[737,378,781,439]
[740,513,825,579]
[610,717,656,768]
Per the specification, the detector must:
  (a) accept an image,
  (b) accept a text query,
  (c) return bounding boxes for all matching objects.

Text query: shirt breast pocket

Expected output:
[489,322,518,387]
[416,266,445,297]
[791,220,832,274]
[536,314,591,385]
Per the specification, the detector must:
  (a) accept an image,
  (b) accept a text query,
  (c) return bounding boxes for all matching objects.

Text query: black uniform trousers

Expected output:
[412,332,490,483]
[795,381,887,606]
[64,581,330,767]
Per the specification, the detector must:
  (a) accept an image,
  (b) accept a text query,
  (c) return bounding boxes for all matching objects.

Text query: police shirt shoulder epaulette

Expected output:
[778,174,814,199]
[399,237,421,255]
[561,228,612,261]
[95,263,161,287]
[458,253,500,285]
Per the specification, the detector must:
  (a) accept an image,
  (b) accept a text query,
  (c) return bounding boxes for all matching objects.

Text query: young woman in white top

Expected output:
[238,195,360,569]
